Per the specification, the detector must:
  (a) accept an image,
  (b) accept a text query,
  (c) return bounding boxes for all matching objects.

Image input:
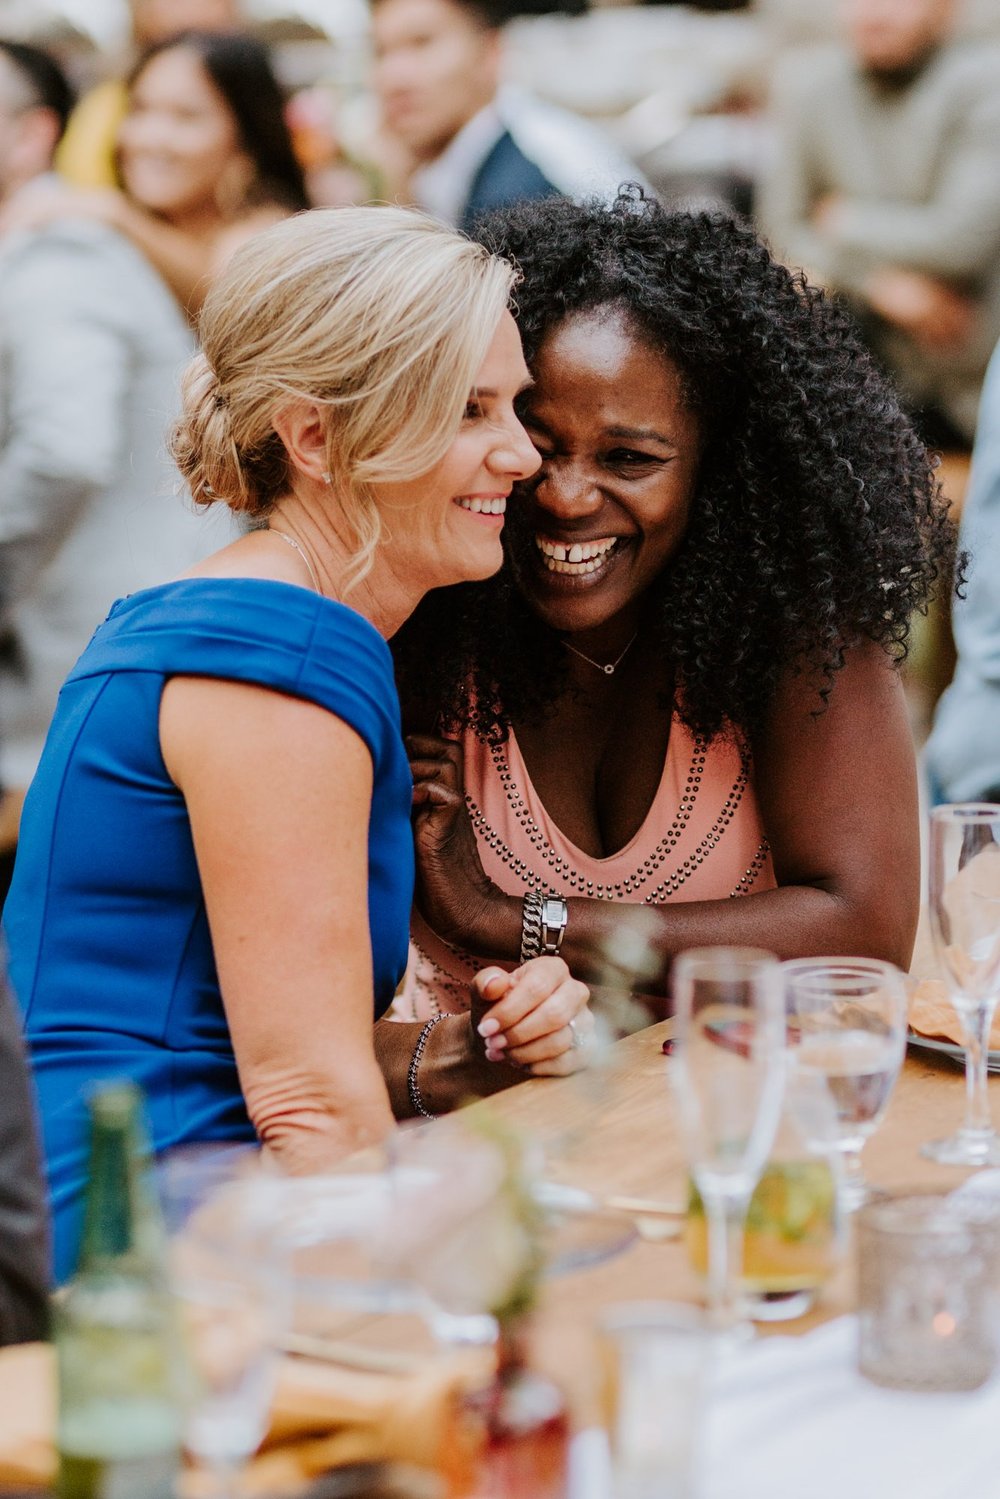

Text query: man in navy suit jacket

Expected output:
[371,0,638,232]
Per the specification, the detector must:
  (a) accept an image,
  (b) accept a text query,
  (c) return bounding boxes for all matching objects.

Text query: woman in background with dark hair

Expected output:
[0,33,309,869]
[2,30,307,315]
[393,190,954,1017]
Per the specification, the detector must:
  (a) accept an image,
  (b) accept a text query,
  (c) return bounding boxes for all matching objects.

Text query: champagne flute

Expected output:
[923,803,1000,1166]
[670,948,785,1336]
[783,958,907,1209]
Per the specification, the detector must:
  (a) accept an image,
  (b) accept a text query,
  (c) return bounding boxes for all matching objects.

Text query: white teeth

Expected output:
[542,548,617,576]
[456,496,506,515]
[535,536,619,573]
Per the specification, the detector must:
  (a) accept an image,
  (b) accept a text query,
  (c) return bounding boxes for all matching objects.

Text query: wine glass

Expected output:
[923,803,1000,1166]
[670,948,786,1337]
[782,958,907,1210]
[159,1145,292,1497]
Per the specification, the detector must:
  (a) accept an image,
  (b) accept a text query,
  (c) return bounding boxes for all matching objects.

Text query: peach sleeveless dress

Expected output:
[399,716,775,1018]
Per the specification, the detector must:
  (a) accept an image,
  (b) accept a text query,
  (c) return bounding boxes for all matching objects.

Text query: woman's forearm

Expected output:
[464,883,918,1008]
[244,1060,396,1172]
[374,1014,522,1119]
[108,198,214,317]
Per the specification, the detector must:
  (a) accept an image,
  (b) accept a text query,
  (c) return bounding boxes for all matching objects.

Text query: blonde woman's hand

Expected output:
[471,958,592,1077]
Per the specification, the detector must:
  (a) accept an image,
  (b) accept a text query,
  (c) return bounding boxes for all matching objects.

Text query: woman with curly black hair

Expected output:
[392,190,953,1018]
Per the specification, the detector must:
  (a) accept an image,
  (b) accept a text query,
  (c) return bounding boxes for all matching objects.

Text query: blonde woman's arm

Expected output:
[159,674,589,1155]
[160,675,395,1170]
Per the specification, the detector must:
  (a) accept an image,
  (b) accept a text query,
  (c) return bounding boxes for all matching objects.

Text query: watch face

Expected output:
[540,898,568,951]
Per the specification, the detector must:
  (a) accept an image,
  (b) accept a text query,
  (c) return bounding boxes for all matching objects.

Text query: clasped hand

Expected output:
[472,961,592,1077]
[408,732,591,1076]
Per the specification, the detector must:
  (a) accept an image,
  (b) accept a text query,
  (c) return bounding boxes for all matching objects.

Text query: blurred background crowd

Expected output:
[0,0,999,902]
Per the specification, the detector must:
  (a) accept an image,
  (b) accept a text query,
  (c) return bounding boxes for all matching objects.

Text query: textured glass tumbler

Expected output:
[857,1193,1000,1392]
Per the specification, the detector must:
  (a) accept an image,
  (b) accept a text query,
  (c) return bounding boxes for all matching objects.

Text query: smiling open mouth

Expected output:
[455,497,507,515]
[534,535,622,576]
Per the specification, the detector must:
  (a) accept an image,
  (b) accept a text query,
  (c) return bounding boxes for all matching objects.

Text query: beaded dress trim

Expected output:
[405,730,771,1016]
[464,737,762,904]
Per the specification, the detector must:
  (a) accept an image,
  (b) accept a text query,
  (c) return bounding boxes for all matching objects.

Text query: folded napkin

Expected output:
[908,977,1000,1049]
[0,1342,487,1497]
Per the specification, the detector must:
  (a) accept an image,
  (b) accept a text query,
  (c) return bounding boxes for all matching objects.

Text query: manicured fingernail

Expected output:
[478,1017,500,1037]
[479,968,507,1000]
[487,1033,507,1050]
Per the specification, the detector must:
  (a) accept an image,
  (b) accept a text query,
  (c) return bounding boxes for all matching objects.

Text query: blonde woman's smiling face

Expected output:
[373,309,540,591]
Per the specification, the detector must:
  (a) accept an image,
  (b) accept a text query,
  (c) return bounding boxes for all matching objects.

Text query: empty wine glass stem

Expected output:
[961,1000,996,1143]
[837,1145,867,1209]
[705,1189,749,1332]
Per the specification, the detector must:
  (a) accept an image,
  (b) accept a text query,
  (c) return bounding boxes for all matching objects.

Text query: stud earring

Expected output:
[321,472,332,485]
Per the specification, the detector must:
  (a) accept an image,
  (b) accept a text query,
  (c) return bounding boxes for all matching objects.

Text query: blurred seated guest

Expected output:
[0,959,48,1340]
[391,192,952,1016]
[926,340,1000,799]
[0,34,308,890]
[371,0,640,232]
[0,40,75,900]
[758,0,1000,447]
[0,40,74,210]
[759,0,1000,45]
[4,32,309,318]
[4,208,590,1281]
[56,0,245,190]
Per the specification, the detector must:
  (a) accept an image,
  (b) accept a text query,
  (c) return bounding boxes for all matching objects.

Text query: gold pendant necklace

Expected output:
[562,632,638,676]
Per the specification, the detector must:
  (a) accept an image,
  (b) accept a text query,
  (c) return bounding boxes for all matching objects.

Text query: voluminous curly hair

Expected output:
[393,189,954,743]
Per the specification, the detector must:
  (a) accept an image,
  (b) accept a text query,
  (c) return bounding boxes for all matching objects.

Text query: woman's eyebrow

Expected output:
[605,423,675,446]
[469,377,535,400]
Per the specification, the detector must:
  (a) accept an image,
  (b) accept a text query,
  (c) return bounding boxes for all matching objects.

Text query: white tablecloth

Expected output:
[571,1316,1000,1499]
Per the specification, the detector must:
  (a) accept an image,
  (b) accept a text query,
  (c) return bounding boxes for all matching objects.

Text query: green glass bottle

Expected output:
[55,1082,184,1499]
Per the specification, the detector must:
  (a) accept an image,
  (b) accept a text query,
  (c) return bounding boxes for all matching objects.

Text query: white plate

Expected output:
[907,1030,1000,1073]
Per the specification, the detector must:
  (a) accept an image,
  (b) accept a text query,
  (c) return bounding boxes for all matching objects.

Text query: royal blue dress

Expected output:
[4,578,414,1281]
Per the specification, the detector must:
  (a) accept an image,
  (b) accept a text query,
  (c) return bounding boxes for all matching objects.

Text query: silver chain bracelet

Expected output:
[520,888,544,963]
[407,1013,447,1119]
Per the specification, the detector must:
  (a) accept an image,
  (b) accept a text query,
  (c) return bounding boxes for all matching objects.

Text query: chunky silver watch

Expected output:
[520,890,569,962]
[539,894,569,956]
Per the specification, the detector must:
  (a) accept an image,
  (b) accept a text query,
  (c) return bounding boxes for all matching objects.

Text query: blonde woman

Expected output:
[4,208,590,1281]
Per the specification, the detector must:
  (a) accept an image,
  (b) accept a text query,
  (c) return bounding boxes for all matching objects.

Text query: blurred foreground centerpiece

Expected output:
[388,1116,569,1499]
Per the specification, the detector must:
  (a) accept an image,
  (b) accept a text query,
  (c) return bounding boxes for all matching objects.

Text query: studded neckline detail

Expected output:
[464,731,758,905]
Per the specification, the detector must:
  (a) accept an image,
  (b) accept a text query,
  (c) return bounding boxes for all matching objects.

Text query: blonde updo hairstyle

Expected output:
[172,206,517,586]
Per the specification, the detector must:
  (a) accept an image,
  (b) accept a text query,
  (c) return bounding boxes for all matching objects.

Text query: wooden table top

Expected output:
[468,1019,997,1419]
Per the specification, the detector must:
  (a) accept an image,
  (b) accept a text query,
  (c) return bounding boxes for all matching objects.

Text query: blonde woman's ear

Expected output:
[272,399,330,487]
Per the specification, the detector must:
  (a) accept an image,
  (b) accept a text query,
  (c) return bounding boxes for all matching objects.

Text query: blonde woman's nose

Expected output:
[490,417,541,481]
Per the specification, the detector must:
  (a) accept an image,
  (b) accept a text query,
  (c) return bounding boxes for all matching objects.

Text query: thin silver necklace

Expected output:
[269,527,321,594]
[562,632,638,676]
